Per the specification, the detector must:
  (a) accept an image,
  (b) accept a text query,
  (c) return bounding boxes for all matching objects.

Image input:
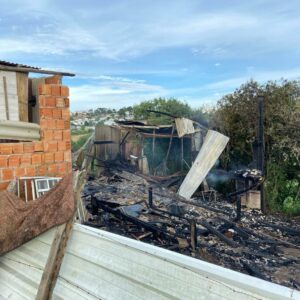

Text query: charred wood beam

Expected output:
[146,110,177,118]
[120,131,130,146]
[147,188,190,221]
[217,217,250,239]
[226,179,263,201]
[257,96,266,213]
[240,226,300,249]
[239,226,279,244]
[149,209,190,227]
[199,220,238,247]
[140,132,192,139]
[241,249,279,260]
[190,219,197,251]
[146,110,208,130]
[254,222,300,236]
[152,191,231,216]
[93,198,179,242]
[180,198,231,216]
[254,231,300,249]
[235,196,242,222]
[86,154,118,164]
[148,187,153,208]
[94,140,114,145]
[149,204,190,223]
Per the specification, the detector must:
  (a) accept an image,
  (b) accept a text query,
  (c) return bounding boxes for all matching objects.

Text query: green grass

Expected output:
[71,133,92,152]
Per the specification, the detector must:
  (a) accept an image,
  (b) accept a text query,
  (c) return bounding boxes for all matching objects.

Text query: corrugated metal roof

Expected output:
[0,60,40,69]
[0,223,299,300]
[0,60,75,76]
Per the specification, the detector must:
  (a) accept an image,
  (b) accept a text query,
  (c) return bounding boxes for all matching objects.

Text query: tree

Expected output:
[211,79,300,214]
[133,97,192,124]
[118,106,133,119]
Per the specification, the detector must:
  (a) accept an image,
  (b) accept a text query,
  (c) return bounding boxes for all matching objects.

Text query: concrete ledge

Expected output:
[0,120,40,141]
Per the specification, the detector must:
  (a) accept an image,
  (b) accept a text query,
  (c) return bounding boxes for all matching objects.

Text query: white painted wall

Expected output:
[0,71,19,121]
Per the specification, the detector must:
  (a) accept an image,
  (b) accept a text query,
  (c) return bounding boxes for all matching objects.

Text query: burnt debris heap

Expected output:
[78,114,300,291]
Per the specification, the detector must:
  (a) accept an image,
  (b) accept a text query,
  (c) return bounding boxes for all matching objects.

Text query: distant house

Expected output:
[0,60,75,190]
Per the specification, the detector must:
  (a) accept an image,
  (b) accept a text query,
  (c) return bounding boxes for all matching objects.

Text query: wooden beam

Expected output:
[16,72,29,122]
[3,76,9,120]
[181,137,184,171]
[140,132,192,138]
[178,130,229,199]
[120,124,173,129]
[152,129,155,162]
[36,171,85,299]
[35,222,72,300]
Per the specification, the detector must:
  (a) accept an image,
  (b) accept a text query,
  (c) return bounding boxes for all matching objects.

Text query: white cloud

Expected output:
[76,74,146,84]
[204,67,300,91]
[1,1,300,59]
[1,0,300,111]
[69,66,300,110]
[69,78,167,110]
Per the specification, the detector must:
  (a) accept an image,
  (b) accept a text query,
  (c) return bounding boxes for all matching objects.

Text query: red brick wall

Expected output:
[0,82,72,190]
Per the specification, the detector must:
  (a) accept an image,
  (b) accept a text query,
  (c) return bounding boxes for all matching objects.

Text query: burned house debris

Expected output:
[79,115,300,291]
[0,62,299,299]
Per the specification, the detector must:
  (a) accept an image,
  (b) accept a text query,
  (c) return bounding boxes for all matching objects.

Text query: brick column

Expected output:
[38,83,72,177]
[0,80,72,190]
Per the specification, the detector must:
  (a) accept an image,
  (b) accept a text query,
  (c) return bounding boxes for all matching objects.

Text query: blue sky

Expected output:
[0,0,300,111]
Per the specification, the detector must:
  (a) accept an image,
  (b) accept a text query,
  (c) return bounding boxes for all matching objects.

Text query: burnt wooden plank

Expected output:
[36,171,85,300]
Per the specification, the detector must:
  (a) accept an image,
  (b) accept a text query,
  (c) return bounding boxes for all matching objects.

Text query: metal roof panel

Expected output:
[0,224,298,300]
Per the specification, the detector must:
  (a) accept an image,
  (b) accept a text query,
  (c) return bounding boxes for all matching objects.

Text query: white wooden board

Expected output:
[178,130,229,199]
[175,117,195,138]
[0,71,19,121]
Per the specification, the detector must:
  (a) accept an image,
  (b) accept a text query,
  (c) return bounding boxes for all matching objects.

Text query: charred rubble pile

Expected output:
[82,161,300,290]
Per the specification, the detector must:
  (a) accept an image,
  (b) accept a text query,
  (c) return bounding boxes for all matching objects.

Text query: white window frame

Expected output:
[18,176,61,201]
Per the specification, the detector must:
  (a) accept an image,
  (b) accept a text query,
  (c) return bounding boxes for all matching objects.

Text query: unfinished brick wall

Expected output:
[0,81,72,190]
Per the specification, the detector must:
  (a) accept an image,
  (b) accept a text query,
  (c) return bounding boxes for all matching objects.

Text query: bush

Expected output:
[265,162,300,215]
[282,180,300,216]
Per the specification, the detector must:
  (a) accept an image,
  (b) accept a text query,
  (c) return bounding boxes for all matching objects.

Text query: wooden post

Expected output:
[3,76,9,120]
[152,129,155,163]
[165,125,175,162]
[257,96,266,213]
[190,219,197,253]
[35,222,72,300]
[16,72,29,122]
[181,137,184,171]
